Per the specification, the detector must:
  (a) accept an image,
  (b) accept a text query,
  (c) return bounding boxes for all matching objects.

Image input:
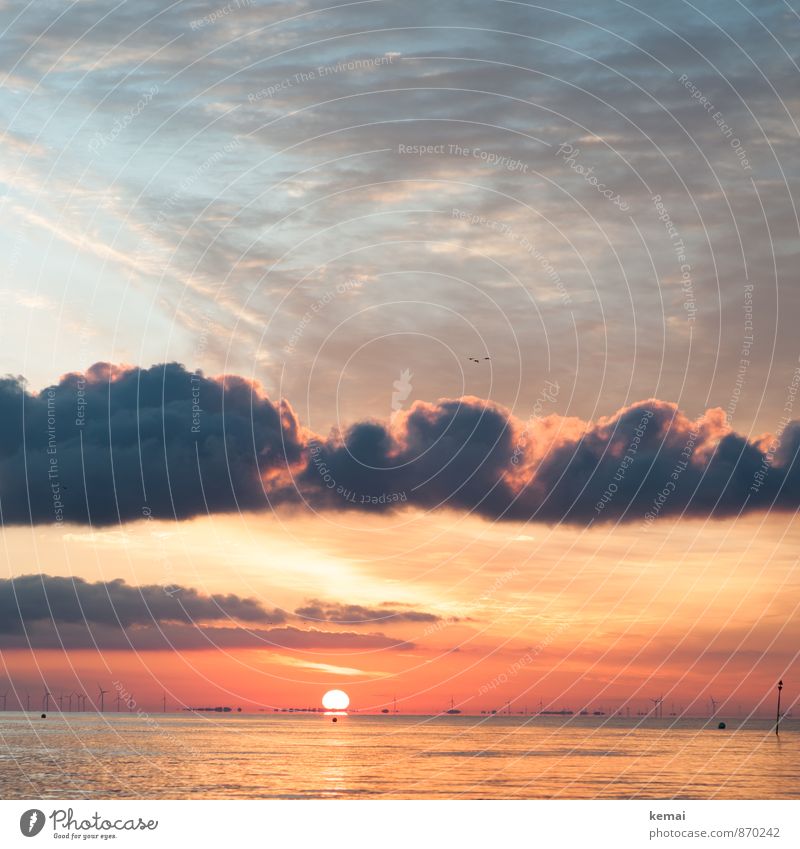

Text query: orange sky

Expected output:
[3,510,797,716]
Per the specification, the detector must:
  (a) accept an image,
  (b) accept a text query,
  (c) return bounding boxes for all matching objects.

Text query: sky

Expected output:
[1,0,799,716]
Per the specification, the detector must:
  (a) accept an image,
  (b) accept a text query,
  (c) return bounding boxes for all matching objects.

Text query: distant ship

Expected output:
[185,706,232,713]
[445,697,462,715]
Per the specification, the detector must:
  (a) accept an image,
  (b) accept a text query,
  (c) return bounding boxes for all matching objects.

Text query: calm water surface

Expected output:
[0,713,796,799]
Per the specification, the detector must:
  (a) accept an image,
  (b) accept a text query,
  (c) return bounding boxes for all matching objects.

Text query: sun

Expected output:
[322,689,350,711]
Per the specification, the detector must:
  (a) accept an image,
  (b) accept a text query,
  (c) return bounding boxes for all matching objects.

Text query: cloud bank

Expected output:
[295,599,442,624]
[0,575,413,652]
[0,573,286,631]
[0,362,303,525]
[2,362,799,527]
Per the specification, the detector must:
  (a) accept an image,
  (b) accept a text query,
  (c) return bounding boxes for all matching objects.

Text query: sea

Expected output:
[0,713,797,799]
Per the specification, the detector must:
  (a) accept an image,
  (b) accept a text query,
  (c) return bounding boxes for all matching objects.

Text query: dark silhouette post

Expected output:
[775,680,783,736]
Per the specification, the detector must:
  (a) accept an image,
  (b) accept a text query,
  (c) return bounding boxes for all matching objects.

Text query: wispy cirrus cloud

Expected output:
[1,0,797,431]
[268,656,386,677]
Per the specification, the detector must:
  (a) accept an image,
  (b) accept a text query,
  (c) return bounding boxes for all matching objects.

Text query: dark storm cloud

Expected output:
[0,621,411,652]
[0,574,413,651]
[517,400,781,524]
[290,395,800,524]
[3,363,800,525]
[295,599,443,624]
[0,361,303,525]
[0,574,286,632]
[293,396,517,516]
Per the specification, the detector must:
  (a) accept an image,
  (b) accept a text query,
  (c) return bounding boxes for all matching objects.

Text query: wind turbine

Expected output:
[97,684,108,713]
[0,691,7,711]
[67,692,73,712]
[57,693,64,712]
[115,692,122,712]
[25,692,31,711]
[709,695,718,718]
[42,691,52,712]
[649,695,663,718]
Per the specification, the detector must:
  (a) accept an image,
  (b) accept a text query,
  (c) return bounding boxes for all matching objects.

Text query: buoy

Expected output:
[718,721,726,729]
[40,713,46,719]
[332,717,338,723]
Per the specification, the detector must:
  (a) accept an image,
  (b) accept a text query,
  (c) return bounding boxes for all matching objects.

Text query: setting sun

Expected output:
[321,690,350,711]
